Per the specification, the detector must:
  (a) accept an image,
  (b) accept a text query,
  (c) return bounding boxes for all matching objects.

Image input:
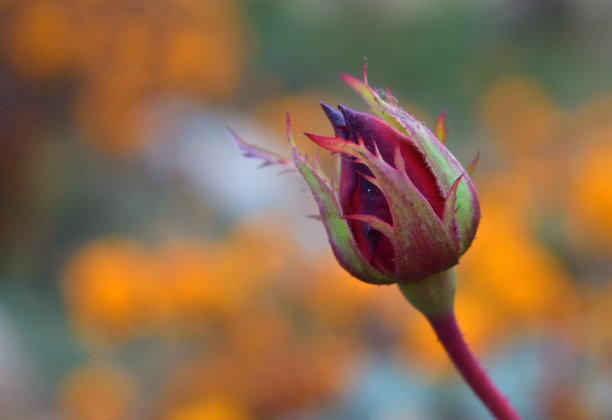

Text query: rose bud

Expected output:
[290,67,479,285]
[231,65,479,285]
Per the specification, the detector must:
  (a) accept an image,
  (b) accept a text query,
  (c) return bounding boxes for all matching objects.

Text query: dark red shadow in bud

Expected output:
[345,165,396,274]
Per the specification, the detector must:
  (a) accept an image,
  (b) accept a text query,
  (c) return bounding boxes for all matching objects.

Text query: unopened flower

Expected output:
[231,65,479,285]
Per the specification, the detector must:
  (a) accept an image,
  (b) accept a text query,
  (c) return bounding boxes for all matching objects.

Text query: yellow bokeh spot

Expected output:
[62,238,155,344]
[163,396,252,420]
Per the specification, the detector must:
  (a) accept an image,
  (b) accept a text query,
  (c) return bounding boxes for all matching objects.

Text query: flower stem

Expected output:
[427,311,521,420]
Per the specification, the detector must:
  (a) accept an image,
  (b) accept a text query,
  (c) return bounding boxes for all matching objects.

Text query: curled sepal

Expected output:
[288,117,395,285]
[339,71,405,133]
[466,151,480,176]
[442,174,464,254]
[292,153,395,285]
[229,128,292,169]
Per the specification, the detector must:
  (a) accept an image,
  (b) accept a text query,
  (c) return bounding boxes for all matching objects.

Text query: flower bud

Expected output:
[294,65,480,284]
[231,65,480,285]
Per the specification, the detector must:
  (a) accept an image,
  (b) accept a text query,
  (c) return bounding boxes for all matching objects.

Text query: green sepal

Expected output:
[288,127,395,285]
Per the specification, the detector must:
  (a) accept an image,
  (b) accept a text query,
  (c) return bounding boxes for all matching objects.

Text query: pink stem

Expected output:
[428,312,522,420]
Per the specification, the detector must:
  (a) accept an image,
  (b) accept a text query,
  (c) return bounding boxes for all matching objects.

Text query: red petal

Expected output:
[338,106,445,219]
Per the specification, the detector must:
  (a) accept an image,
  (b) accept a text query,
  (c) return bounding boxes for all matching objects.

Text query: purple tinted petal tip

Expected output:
[337,103,350,114]
[337,104,362,122]
[320,102,346,128]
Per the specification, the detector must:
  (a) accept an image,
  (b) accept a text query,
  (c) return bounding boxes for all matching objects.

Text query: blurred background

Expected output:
[1,0,612,419]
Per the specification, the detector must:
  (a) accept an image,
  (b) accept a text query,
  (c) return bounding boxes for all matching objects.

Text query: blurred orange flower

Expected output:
[566,126,612,254]
[62,217,296,345]
[456,191,577,335]
[161,395,253,420]
[1,0,248,154]
[1,0,76,80]
[159,328,348,419]
[480,76,561,158]
[62,238,155,344]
